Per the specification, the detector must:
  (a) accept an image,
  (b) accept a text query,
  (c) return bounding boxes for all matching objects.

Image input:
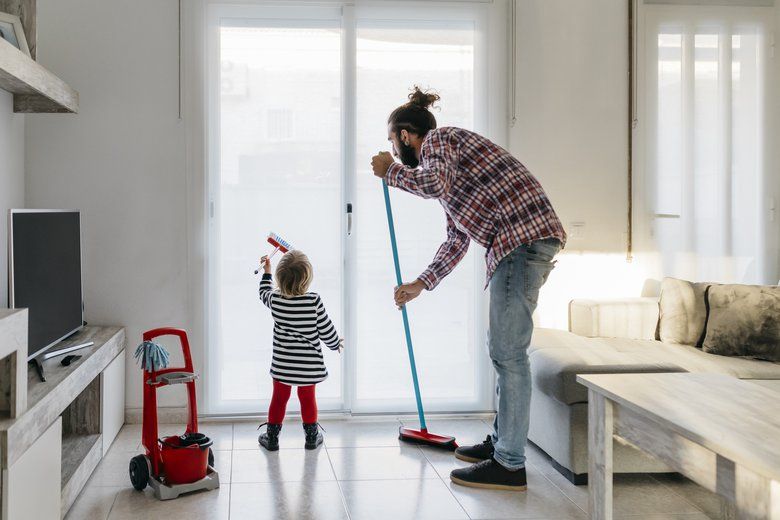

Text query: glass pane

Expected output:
[693,32,722,264]
[654,30,685,276]
[731,29,762,281]
[215,24,343,411]
[656,32,683,216]
[354,21,481,411]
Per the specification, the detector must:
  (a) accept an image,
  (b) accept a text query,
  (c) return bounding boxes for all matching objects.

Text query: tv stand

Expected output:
[30,340,96,382]
[0,312,126,520]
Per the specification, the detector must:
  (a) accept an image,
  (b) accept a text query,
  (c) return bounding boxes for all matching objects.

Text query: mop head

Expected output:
[134,341,170,371]
[399,426,458,451]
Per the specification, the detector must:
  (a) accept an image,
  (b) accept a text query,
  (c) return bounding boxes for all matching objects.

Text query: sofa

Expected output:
[528,281,780,484]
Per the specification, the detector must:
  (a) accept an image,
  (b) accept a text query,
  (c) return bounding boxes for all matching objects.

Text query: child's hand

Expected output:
[337,338,344,353]
[260,255,272,274]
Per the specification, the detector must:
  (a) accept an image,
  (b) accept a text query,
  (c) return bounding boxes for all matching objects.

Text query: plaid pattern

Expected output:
[386,127,566,289]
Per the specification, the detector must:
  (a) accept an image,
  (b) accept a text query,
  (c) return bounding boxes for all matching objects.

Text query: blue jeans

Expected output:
[489,238,560,470]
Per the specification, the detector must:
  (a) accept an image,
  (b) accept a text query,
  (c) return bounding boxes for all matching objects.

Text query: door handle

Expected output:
[346,203,353,236]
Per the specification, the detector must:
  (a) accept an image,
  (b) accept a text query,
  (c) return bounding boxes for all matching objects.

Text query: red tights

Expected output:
[267,380,318,424]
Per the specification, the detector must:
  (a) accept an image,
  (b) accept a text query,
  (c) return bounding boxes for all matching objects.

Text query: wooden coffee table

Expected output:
[577,373,780,520]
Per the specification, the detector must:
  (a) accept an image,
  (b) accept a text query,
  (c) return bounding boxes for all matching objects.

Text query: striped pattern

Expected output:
[259,274,340,385]
[386,126,566,289]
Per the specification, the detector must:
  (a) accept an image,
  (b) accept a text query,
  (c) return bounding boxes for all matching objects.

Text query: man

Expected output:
[371,87,565,491]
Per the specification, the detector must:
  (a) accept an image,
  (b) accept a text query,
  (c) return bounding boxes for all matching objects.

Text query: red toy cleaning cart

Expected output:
[128,328,220,500]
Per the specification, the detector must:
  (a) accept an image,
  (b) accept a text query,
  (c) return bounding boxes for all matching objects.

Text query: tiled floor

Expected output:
[66,417,725,520]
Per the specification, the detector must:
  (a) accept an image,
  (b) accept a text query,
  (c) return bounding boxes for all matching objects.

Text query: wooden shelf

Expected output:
[0,36,78,113]
[0,327,125,468]
[0,324,126,519]
[61,431,103,517]
[0,309,26,419]
[61,432,101,488]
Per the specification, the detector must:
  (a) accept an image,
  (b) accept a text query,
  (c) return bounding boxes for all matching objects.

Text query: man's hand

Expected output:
[337,338,344,354]
[394,279,426,308]
[371,152,394,179]
[260,255,272,274]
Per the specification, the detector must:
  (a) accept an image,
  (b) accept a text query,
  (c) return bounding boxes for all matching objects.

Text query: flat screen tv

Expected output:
[8,209,84,360]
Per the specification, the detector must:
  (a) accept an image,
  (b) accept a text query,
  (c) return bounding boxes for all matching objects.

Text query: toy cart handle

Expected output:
[143,327,187,342]
[141,327,194,373]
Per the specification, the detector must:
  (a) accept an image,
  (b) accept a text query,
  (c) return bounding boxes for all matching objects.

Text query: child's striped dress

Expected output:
[258,273,340,385]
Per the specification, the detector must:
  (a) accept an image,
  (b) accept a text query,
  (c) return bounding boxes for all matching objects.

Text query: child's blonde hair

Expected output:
[275,250,313,297]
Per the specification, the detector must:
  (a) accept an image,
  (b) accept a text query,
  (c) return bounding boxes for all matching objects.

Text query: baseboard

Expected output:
[550,457,589,485]
[125,408,495,425]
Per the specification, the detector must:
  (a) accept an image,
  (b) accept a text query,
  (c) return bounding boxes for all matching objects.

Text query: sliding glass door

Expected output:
[352,9,486,412]
[208,6,344,414]
[207,3,493,415]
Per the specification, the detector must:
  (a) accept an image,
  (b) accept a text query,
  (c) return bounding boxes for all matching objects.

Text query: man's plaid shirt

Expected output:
[386,126,566,289]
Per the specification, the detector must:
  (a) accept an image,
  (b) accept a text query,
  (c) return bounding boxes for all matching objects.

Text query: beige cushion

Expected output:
[658,278,712,345]
[702,284,780,362]
[569,298,659,340]
[530,328,780,405]
[750,380,780,394]
[530,329,685,405]
[650,342,780,378]
[531,347,684,405]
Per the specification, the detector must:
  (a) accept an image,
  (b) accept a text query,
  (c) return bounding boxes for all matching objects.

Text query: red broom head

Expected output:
[267,232,293,253]
[398,426,457,451]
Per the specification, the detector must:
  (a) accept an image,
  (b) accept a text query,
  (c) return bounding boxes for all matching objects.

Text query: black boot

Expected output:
[455,435,494,463]
[303,423,324,450]
[258,423,282,451]
[450,458,527,491]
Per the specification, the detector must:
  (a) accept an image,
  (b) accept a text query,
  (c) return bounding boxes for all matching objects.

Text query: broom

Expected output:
[253,232,294,274]
[381,179,457,451]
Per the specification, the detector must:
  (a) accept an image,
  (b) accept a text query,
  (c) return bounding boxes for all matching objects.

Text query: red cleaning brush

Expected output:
[254,232,294,274]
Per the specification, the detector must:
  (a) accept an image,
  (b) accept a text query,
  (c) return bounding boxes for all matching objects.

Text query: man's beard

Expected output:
[399,141,419,168]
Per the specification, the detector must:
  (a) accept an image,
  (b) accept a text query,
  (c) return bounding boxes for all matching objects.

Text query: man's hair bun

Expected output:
[388,85,440,136]
[407,86,440,110]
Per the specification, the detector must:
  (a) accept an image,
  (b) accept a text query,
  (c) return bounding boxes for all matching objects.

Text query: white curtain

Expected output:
[641,5,776,284]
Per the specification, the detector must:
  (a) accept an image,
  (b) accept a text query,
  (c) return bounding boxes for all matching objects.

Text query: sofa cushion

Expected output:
[530,327,597,355]
[530,328,780,405]
[649,342,780,378]
[530,329,685,405]
[658,278,712,346]
[569,298,659,340]
[702,284,780,361]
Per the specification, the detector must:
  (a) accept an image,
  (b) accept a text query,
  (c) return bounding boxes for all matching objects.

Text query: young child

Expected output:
[256,250,343,450]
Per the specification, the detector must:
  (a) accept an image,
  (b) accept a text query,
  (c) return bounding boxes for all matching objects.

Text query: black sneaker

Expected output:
[303,423,324,450]
[450,458,527,491]
[455,435,494,463]
[258,423,282,451]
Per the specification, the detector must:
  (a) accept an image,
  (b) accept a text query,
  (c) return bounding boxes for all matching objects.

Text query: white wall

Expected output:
[0,91,25,308]
[26,0,190,409]
[510,0,652,328]
[512,0,629,254]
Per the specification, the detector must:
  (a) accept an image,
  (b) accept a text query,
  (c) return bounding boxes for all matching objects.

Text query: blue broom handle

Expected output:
[382,180,427,431]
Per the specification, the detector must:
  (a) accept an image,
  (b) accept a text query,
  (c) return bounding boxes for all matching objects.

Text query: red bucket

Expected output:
[159,434,212,485]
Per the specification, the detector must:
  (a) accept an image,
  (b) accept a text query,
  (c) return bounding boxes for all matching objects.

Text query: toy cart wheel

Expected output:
[208,448,214,468]
[129,454,150,490]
